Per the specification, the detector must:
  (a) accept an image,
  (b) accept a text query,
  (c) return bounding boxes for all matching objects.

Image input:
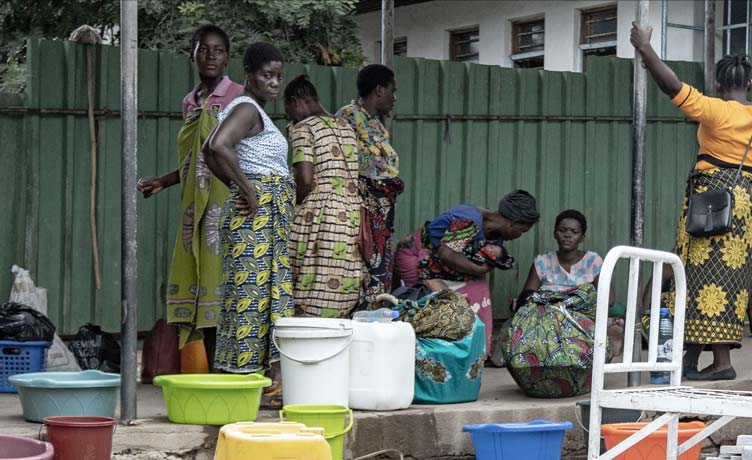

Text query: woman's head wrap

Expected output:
[498,190,540,224]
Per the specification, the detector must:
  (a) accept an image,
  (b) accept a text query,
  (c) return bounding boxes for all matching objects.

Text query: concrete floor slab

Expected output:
[1,339,751,459]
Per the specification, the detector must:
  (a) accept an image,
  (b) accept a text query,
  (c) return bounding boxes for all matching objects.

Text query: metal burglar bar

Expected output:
[511,17,544,68]
[449,27,480,63]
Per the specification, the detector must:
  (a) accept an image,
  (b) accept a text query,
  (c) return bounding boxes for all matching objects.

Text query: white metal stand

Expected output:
[588,246,752,460]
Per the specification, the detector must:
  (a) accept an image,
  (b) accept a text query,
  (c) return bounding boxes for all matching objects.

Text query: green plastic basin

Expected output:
[153,373,271,425]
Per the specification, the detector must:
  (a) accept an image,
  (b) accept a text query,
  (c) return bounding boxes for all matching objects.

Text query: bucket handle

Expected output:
[574,404,644,433]
[272,329,353,365]
[279,408,354,440]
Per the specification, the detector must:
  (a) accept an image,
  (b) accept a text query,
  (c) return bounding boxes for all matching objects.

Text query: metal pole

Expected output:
[120,0,138,423]
[381,0,394,68]
[381,0,394,132]
[705,0,716,95]
[629,0,650,388]
[661,0,668,58]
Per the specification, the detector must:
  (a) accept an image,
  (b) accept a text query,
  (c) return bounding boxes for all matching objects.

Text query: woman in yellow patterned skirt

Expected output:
[284,75,363,317]
[632,23,752,380]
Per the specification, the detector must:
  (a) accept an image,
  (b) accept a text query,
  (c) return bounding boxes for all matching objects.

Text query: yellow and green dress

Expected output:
[669,83,752,347]
[288,115,363,317]
[214,96,295,373]
[165,98,231,347]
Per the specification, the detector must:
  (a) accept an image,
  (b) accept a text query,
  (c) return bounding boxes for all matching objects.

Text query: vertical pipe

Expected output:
[705,0,716,95]
[381,0,394,68]
[381,0,395,132]
[120,0,138,423]
[628,0,650,387]
[661,0,668,58]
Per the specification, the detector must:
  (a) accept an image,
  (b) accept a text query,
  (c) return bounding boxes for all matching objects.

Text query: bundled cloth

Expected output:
[390,289,475,341]
[501,284,610,398]
[384,289,485,404]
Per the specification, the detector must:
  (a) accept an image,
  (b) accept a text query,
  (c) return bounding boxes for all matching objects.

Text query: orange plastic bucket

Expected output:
[43,416,117,460]
[601,421,706,460]
[180,339,209,374]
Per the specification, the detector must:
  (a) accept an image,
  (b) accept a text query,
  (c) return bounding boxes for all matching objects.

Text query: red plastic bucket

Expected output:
[0,434,53,459]
[42,416,117,460]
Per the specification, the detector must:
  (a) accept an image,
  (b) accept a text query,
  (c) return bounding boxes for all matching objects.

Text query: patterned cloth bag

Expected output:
[501,284,608,398]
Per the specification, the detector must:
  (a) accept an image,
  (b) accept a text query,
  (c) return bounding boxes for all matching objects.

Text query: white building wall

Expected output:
[356,0,716,72]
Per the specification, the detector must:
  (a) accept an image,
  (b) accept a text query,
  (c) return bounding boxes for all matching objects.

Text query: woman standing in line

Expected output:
[284,75,363,317]
[203,43,292,403]
[137,25,243,370]
[337,64,403,305]
[632,23,752,380]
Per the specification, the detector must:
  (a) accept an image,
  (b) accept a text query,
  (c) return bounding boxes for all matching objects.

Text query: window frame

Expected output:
[393,36,408,57]
[579,4,617,71]
[449,26,480,62]
[510,16,545,69]
[720,0,752,55]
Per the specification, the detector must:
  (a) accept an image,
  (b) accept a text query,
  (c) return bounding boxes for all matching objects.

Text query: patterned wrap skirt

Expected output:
[674,168,752,347]
[214,173,296,373]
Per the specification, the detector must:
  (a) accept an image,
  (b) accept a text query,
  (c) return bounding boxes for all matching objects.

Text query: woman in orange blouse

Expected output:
[632,22,752,381]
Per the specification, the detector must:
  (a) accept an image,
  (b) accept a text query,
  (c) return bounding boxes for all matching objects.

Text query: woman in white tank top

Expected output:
[203,43,292,406]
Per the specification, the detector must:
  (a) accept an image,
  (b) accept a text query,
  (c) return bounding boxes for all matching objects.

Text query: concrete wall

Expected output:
[356,0,718,71]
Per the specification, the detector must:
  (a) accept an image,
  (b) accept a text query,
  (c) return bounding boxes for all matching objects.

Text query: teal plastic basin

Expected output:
[8,370,121,422]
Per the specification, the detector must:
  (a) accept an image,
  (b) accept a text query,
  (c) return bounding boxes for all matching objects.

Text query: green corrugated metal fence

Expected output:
[0,39,702,334]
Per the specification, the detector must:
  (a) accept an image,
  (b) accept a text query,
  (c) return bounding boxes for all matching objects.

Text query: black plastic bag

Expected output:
[0,302,55,342]
[68,323,121,373]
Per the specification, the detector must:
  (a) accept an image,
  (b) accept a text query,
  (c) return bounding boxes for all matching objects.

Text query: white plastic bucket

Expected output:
[273,318,353,407]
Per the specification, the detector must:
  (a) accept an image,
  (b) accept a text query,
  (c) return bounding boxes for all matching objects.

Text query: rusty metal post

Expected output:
[381,0,395,132]
[120,0,138,423]
[705,0,716,95]
[381,0,394,69]
[629,0,650,388]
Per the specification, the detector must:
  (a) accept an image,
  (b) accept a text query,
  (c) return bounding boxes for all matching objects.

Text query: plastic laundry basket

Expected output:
[463,420,573,460]
[0,341,49,393]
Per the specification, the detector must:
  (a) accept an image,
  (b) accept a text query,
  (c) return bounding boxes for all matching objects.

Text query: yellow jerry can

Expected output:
[215,421,331,460]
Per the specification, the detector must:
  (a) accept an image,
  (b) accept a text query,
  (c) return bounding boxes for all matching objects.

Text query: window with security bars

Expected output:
[449,27,480,63]
[580,5,617,70]
[511,17,544,69]
[394,37,408,57]
[721,0,752,55]
[376,37,408,60]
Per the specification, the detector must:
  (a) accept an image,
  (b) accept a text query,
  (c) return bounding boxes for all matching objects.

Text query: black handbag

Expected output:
[685,135,752,237]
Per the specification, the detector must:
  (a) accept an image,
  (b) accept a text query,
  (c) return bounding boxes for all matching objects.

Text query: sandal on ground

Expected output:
[685,366,736,381]
[260,383,283,410]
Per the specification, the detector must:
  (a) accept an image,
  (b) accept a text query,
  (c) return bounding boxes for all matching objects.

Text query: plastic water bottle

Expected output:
[352,308,399,323]
[649,307,673,385]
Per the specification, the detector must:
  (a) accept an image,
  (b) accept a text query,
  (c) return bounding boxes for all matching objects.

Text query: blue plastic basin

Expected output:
[8,370,121,422]
[463,420,573,460]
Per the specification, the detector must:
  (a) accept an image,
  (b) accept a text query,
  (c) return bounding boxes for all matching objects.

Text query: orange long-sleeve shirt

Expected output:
[671,83,752,169]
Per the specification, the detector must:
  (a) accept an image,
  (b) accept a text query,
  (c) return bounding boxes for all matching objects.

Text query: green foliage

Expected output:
[0,0,364,93]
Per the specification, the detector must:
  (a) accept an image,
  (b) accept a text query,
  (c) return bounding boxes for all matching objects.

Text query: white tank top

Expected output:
[218,96,289,177]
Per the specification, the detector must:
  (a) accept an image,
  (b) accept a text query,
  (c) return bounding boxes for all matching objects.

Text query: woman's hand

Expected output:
[137,176,165,198]
[236,189,258,217]
[630,21,653,51]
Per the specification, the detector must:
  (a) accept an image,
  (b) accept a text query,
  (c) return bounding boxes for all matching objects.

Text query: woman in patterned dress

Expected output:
[632,23,752,380]
[394,190,540,357]
[137,25,243,369]
[336,64,403,305]
[284,75,363,317]
[203,43,293,400]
